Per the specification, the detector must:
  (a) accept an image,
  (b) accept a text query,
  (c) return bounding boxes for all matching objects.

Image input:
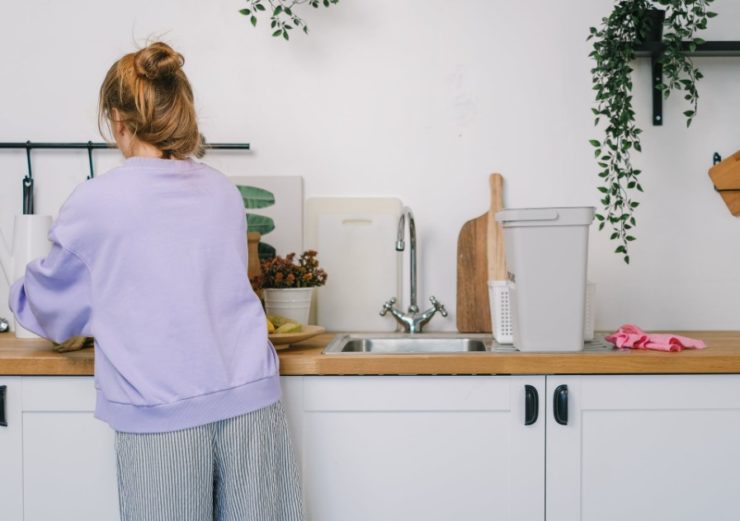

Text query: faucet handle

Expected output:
[380,297,397,316]
[429,296,448,317]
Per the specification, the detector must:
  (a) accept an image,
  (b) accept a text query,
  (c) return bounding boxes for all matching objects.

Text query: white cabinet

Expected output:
[0,377,119,521]
[0,377,23,521]
[22,377,119,521]
[4,374,740,521]
[546,375,740,521]
[285,375,546,521]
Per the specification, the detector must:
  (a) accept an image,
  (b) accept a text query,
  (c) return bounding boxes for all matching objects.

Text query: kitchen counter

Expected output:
[2,331,740,375]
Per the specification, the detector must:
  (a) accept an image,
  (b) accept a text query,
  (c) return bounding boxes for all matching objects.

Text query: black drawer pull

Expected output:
[524,385,539,425]
[0,385,7,427]
[554,384,568,425]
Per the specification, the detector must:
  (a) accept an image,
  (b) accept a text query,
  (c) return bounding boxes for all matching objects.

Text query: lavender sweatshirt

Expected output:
[8,157,280,433]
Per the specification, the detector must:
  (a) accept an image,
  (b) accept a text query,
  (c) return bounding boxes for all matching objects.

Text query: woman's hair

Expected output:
[98,41,204,159]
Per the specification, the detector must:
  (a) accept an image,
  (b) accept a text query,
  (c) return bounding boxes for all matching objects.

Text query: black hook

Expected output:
[87,141,95,180]
[25,141,33,179]
[23,141,34,214]
[713,152,722,165]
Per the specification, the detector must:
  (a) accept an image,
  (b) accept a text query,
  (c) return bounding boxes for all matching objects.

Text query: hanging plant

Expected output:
[239,0,340,40]
[588,0,716,263]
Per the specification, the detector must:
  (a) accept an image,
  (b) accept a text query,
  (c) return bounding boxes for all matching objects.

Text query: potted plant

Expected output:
[256,250,328,325]
[588,0,716,263]
[239,0,340,40]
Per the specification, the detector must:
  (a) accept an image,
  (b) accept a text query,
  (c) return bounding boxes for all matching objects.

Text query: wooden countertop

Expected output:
[3,331,740,376]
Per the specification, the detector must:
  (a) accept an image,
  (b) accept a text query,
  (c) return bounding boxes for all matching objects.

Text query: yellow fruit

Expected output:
[268,315,293,328]
[267,319,275,334]
[275,322,302,334]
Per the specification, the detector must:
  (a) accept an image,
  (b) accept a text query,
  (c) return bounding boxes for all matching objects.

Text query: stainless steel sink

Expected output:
[323,333,494,354]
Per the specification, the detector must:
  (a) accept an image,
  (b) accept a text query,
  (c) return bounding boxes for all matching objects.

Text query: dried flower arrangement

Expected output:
[254,250,328,289]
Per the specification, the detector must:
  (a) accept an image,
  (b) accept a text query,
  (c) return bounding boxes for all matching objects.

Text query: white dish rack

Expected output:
[488,281,595,344]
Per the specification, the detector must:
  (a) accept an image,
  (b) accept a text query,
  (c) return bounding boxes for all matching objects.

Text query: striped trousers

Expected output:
[115,400,305,521]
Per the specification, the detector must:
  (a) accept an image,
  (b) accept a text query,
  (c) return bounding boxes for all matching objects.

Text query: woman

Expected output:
[8,41,305,521]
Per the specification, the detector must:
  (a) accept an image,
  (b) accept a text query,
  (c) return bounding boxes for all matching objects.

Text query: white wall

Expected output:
[1,0,739,331]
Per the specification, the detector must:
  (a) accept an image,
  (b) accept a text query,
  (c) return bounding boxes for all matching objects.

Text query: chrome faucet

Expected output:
[380,207,447,333]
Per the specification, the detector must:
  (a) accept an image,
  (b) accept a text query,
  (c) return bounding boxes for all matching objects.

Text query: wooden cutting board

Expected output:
[709,151,740,216]
[456,174,505,333]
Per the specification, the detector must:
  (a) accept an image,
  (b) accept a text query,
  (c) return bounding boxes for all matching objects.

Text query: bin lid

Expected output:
[495,207,595,227]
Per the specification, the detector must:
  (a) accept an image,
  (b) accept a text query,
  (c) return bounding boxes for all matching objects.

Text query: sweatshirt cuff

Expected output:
[8,277,48,338]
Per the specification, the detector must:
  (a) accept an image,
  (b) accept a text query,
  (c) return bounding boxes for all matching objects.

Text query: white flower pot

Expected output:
[263,288,314,325]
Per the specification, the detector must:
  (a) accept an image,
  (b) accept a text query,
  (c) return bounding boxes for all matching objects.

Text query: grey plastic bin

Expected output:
[494,207,594,352]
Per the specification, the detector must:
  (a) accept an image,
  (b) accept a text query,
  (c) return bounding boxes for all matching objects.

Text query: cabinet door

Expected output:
[301,375,545,521]
[0,377,23,521]
[22,377,119,521]
[546,375,740,521]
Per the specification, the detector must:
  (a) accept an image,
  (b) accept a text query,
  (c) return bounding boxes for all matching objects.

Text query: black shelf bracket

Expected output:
[635,41,740,126]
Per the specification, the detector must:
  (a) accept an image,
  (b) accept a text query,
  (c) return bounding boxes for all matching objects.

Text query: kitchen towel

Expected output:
[605,324,706,352]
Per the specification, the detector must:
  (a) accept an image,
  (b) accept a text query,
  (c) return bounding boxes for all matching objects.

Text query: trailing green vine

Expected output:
[239,0,340,40]
[588,0,715,264]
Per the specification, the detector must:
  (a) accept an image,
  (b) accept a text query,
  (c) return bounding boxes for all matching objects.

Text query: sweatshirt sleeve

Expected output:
[7,224,93,343]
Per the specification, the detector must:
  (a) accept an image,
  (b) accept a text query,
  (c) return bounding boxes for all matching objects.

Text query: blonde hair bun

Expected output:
[134,42,184,81]
[99,41,202,159]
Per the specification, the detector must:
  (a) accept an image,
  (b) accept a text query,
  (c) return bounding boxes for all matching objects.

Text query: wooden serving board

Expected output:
[709,151,740,216]
[456,174,505,333]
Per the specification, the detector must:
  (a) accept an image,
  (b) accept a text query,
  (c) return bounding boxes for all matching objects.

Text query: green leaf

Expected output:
[274,5,283,15]
[615,245,627,254]
[589,139,601,147]
[250,15,257,26]
[283,30,290,40]
[626,236,636,241]
[272,29,283,37]
[258,242,276,262]
[239,8,251,15]
[624,255,630,264]
[238,185,275,209]
[246,214,275,235]
[255,3,266,11]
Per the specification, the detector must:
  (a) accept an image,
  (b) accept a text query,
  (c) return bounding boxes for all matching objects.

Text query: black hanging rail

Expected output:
[1,140,251,214]
[0,141,250,150]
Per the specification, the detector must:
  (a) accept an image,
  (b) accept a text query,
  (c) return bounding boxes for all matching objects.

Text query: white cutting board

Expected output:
[306,198,402,332]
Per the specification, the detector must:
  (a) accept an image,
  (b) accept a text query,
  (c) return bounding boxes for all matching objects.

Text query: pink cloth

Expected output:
[605,324,707,352]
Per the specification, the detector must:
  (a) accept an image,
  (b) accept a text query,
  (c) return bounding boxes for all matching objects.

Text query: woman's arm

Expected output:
[8,224,93,343]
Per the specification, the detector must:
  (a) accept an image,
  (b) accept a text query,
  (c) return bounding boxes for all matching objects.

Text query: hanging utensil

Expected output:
[87,141,95,180]
[23,142,34,214]
[22,177,33,215]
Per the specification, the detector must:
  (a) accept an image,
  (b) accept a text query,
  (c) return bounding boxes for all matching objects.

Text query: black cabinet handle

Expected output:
[524,385,539,425]
[553,384,568,425]
[0,385,7,427]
